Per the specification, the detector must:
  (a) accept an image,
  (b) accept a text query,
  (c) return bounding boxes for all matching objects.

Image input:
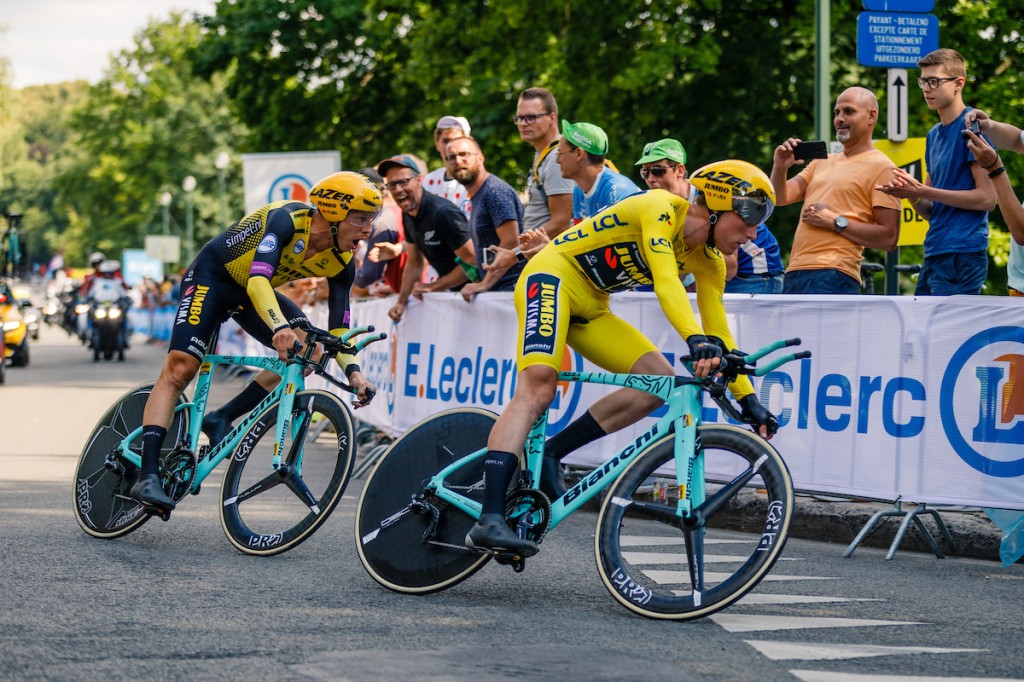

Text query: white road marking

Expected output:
[622,551,801,564]
[644,570,834,585]
[711,614,924,633]
[746,639,984,661]
[789,671,1022,682]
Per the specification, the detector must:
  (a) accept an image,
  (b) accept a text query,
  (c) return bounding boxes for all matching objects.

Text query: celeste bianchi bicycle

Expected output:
[73,322,384,556]
[356,339,808,620]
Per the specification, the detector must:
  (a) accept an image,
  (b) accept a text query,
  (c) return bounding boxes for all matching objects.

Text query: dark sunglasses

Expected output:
[640,165,676,180]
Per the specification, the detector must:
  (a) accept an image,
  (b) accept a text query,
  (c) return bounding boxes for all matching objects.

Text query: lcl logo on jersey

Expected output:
[941,327,1024,477]
[267,174,312,204]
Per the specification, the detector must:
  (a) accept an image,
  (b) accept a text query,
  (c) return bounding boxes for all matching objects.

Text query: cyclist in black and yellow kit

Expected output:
[466,159,781,557]
[130,172,383,512]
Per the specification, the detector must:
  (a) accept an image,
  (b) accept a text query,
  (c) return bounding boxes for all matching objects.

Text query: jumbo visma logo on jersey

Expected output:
[941,327,1024,477]
[523,273,560,356]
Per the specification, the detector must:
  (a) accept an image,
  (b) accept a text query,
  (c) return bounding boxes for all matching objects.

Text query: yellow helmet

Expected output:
[309,171,382,223]
[689,160,776,226]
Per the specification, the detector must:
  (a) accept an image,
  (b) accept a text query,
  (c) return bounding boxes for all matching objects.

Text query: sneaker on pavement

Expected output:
[465,513,539,557]
[202,411,231,447]
[539,456,566,501]
[129,473,176,511]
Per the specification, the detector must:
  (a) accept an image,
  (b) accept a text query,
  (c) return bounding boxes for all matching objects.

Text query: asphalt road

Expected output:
[1,322,1023,681]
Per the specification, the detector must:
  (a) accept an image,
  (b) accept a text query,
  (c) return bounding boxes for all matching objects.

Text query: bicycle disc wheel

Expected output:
[73,383,190,538]
[595,424,793,620]
[219,390,355,556]
[355,408,497,594]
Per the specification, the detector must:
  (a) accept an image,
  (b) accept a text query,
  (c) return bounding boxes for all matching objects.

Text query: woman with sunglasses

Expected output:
[466,159,781,557]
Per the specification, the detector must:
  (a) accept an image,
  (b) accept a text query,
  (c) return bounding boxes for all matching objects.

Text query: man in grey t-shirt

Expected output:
[515,87,574,237]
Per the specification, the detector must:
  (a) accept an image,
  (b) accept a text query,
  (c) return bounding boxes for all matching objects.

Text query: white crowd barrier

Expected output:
[351,292,1024,512]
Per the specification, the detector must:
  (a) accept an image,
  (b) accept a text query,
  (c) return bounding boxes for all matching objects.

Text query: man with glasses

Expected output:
[130,172,382,512]
[378,154,477,323]
[876,48,996,295]
[771,86,901,294]
[464,160,781,557]
[423,115,473,217]
[443,136,526,298]
[557,120,640,223]
[515,87,575,238]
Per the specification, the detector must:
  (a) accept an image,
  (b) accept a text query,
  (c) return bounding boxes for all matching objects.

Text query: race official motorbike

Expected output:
[85,278,130,362]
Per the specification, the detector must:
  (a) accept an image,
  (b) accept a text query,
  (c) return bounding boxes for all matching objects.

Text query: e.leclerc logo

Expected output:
[941,326,1024,478]
[267,174,311,203]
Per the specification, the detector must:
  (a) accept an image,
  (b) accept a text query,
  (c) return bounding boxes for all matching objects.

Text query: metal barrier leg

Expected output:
[924,507,960,556]
[843,505,904,557]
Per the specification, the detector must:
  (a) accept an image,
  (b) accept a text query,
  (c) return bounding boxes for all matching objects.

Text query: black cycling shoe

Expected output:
[465,513,539,557]
[539,456,566,501]
[202,411,231,447]
[129,473,176,511]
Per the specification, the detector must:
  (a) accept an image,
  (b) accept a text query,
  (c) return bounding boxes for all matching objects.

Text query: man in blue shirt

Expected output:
[444,136,527,298]
[877,48,996,295]
[556,120,641,222]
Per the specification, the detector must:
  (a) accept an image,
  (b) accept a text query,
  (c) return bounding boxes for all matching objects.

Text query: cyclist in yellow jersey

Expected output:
[466,159,780,557]
[130,172,383,512]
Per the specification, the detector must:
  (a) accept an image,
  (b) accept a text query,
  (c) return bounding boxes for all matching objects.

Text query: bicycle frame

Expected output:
[115,353,307,493]
[425,338,804,530]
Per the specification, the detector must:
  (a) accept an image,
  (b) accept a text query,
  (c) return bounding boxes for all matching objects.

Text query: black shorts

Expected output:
[169,249,309,361]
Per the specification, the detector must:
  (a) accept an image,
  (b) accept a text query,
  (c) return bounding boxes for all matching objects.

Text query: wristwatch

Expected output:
[512,247,526,263]
[833,215,849,233]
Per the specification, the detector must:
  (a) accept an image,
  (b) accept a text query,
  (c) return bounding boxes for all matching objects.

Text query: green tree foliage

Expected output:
[54,12,246,267]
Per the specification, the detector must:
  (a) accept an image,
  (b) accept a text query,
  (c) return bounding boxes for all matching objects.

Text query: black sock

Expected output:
[481,451,518,516]
[544,410,606,462]
[212,381,270,423]
[140,425,168,477]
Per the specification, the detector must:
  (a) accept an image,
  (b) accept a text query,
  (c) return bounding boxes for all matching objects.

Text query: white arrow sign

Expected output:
[887,68,909,142]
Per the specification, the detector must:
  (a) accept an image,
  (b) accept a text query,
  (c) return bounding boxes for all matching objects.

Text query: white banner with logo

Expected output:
[351,293,1024,511]
[241,151,341,215]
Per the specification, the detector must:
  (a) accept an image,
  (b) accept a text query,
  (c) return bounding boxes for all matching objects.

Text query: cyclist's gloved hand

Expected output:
[686,334,723,363]
[739,394,779,439]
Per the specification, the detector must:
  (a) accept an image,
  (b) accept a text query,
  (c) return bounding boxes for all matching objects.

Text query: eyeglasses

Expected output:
[640,165,676,180]
[512,113,552,125]
[917,76,958,89]
[444,151,478,163]
[385,175,418,191]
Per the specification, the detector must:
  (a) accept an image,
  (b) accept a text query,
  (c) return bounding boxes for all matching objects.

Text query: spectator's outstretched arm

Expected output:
[967,128,1024,246]
[967,110,1024,154]
[770,137,809,207]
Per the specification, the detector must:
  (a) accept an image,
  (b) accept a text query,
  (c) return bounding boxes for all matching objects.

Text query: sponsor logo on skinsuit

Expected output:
[523,273,560,356]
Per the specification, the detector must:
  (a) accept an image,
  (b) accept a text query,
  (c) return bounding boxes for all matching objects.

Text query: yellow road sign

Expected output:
[874,137,928,246]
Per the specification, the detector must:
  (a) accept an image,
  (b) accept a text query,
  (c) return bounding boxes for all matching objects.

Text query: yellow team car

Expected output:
[0,281,30,368]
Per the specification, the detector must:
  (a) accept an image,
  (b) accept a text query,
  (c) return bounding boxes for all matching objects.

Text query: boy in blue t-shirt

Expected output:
[876,48,996,295]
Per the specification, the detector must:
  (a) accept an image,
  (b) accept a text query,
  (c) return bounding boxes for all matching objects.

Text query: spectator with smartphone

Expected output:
[876,48,996,295]
[443,136,526,300]
[963,110,1024,295]
[771,86,901,294]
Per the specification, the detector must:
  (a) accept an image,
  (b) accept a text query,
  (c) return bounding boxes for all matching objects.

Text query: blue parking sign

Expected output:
[857,12,939,68]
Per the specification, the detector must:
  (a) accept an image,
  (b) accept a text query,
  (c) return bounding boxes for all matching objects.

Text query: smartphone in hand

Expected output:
[482,247,497,267]
[792,141,828,161]
[960,119,980,139]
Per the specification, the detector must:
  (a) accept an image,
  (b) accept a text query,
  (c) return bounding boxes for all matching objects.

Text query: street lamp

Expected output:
[158,191,172,236]
[182,175,197,265]
[215,151,230,229]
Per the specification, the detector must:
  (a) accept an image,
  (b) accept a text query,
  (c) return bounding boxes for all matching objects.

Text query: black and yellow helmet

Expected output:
[309,171,383,223]
[689,160,776,226]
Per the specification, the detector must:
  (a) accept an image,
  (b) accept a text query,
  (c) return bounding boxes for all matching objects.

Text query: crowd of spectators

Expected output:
[344,48,1021,313]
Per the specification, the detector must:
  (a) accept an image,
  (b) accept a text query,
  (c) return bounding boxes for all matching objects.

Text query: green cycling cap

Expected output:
[635,138,687,165]
[561,119,609,156]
